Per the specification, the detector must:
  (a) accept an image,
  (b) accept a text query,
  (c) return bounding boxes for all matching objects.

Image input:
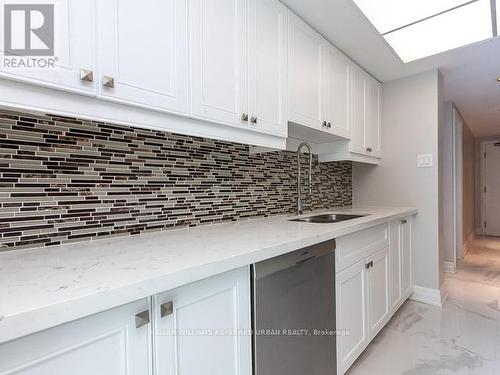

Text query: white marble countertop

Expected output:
[0,206,417,344]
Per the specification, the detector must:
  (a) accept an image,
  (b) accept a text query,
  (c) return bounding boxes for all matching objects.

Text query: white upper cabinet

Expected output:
[365,75,382,157]
[349,66,381,158]
[247,0,288,137]
[189,0,248,126]
[350,65,367,155]
[323,45,351,139]
[287,12,324,131]
[0,0,95,95]
[97,0,188,114]
[153,267,252,375]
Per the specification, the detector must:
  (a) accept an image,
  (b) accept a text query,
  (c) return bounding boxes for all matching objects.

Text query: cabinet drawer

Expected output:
[336,224,389,272]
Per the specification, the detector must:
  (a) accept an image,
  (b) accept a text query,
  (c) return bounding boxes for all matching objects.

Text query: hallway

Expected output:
[347,236,500,375]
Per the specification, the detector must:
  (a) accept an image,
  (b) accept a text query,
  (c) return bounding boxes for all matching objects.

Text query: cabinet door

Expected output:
[288,11,324,130]
[0,0,95,95]
[247,0,287,137]
[349,65,366,155]
[389,220,403,313]
[153,267,252,375]
[336,259,370,374]
[0,299,152,375]
[365,76,382,158]
[401,217,413,299]
[189,0,248,126]
[97,0,188,114]
[323,45,350,139]
[368,247,390,339]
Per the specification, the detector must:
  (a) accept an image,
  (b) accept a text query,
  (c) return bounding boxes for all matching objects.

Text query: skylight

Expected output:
[352,0,498,63]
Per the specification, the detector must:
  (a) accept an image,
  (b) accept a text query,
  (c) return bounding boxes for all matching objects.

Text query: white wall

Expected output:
[462,122,475,245]
[353,69,444,292]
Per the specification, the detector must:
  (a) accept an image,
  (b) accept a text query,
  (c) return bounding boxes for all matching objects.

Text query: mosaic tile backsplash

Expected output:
[0,110,352,251]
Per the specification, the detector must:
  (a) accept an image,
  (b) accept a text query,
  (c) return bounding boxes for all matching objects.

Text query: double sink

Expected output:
[290,213,367,224]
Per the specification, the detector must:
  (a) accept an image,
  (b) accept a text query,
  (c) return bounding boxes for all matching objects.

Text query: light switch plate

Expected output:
[417,154,433,168]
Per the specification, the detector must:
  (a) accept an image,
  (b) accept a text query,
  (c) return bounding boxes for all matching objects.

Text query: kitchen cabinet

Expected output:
[350,66,381,158]
[189,0,287,137]
[336,258,370,374]
[389,216,414,313]
[152,267,252,375]
[336,248,389,374]
[319,65,381,164]
[323,45,351,139]
[367,248,390,338]
[364,75,382,157]
[287,12,324,131]
[247,0,288,136]
[97,0,188,114]
[336,218,413,374]
[189,0,247,126]
[288,12,351,139]
[0,298,152,375]
[401,217,414,300]
[0,267,252,375]
[0,0,95,95]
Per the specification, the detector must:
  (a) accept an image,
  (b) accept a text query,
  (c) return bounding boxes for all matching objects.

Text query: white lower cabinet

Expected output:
[389,216,414,314]
[336,218,413,374]
[336,258,370,373]
[153,267,252,375]
[0,298,153,375]
[367,248,390,338]
[0,267,251,375]
[336,248,389,374]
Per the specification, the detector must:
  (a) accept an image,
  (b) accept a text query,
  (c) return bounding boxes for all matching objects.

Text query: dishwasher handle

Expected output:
[253,239,336,280]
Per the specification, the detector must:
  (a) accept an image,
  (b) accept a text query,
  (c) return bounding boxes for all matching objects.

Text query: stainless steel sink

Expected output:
[290,213,367,224]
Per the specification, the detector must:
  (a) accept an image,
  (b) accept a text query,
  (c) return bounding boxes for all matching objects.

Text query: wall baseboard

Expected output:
[462,232,475,259]
[410,283,448,307]
[443,261,456,273]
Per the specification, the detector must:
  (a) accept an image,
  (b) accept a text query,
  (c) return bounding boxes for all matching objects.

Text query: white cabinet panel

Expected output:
[323,45,350,138]
[288,12,324,130]
[0,0,95,94]
[97,0,188,114]
[401,217,414,299]
[0,299,152,375]
[389,220,403,313]
[350,65,366,155]
[248,0,287,136]
[153,267,252,375]
[189,0,247,126]
[365,76,382,157]
[368,248,390,338]
[336,259,369,374]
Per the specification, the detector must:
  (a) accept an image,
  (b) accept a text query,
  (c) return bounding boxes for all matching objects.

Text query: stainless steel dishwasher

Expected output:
[252,239,336,375]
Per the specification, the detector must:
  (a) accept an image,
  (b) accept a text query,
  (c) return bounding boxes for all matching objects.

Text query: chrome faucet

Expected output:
[296,142,313,215]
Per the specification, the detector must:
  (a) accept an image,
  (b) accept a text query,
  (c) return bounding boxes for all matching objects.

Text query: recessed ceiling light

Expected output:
[352,0,472,34]
[352,0,496,63]
[497,77,500,82]
[383,0,493,63]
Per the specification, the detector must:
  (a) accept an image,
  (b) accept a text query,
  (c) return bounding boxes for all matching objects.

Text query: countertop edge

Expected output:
[0,207,417,344]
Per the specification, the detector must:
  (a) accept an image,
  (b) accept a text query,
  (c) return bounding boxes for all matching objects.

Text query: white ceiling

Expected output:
[281,0,500,138]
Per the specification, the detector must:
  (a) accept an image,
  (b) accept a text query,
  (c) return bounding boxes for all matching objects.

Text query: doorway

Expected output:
[481,141,500,237]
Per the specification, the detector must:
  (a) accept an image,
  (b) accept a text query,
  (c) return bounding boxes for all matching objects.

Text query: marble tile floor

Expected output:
[347,236,500,375]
